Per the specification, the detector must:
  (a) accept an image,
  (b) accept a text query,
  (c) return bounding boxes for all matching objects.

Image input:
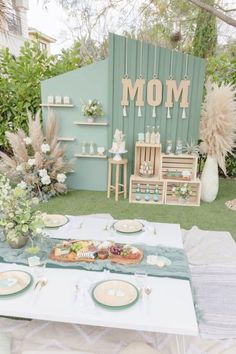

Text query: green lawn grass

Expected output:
[38,179,236,241]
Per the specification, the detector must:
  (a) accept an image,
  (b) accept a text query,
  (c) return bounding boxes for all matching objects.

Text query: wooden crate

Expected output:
[134,143,162,178]
[161,154,198,181]
[165,179,201,207]
[129,175,165,204]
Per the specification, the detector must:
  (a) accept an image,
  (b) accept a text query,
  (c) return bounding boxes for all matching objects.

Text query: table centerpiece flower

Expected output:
[82,99,104,123]
[172,183,193,203]
[0,174,43,249]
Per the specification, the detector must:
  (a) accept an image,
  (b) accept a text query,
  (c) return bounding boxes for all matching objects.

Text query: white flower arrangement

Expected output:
[41,175,51,185]
[17,181,27,189]
[172,183,193,200]
[57,173,67,183]
[82,99,104,117]
[41,143,50,154]
[28,158,36,166]
[0,174,43,245]
[0,111,74,201]
[23,137,32,145]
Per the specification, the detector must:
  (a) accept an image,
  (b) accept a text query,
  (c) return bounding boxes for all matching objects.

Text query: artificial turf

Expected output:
[38,178,236,241]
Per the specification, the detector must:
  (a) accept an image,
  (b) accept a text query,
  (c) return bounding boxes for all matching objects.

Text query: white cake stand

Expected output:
[109,149,128,161]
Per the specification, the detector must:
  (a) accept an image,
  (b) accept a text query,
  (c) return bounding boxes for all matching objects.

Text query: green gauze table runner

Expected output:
[0,232,190,281]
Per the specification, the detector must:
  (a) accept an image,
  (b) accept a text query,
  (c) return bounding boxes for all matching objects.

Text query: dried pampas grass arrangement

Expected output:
[200,80,236,202]
[0,110,74,201]
[200,80,236,175]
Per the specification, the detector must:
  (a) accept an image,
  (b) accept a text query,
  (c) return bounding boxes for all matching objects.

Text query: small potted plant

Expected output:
[0,175,43,249]
[82,99,104,123]
[172,183,193,203]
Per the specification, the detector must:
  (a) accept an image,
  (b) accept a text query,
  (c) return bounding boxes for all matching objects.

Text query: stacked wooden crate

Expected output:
[129,143,201,206]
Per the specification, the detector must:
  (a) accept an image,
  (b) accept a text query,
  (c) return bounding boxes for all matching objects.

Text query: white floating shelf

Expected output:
[57,137,76,142]
[40,104,74,107]
[73,121,108,126]
[74,154,107,159]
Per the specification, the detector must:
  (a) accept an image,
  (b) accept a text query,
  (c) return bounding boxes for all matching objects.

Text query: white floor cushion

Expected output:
[119,341,158,354]
[0,333,11,354]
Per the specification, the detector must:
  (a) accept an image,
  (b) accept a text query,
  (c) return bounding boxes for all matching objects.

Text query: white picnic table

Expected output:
[0,216,199,353]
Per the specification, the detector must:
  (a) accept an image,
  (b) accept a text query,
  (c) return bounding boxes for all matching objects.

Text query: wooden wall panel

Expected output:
[108,33,205,179]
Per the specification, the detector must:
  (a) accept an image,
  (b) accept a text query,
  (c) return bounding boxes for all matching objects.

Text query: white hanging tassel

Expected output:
[167,107,171,119]
[123,105,127,117]
[182,107,187,119]
[152,106,156,118]
[138,106,142,117]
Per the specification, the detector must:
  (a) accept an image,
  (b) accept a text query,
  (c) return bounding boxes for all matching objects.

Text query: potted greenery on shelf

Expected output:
[172,184,193,203]
[0,174,43,249]
[82,99,104,122]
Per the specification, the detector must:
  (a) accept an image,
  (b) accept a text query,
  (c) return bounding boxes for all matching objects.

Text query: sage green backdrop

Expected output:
[41,60,109,191]
[41,33,205,191]
[108,33,205,180]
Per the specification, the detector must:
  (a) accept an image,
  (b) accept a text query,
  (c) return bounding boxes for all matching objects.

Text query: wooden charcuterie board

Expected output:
[48,240,143,265]
[110,251,143,265]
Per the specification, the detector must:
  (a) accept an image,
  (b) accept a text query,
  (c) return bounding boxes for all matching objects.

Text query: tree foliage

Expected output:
[0,41,88,150]
[192,0,217,57]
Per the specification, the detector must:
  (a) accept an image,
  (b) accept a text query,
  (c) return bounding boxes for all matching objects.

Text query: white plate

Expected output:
[0,270,32,296]
[92,279,139,308]
[113,220,143,234]
[43,214,69,228]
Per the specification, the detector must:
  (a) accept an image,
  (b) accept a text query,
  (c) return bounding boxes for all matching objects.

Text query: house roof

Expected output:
[28,27,56,43]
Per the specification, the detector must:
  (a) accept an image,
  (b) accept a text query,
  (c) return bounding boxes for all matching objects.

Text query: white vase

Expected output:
[87,116,96,123]
[201,155,219,202]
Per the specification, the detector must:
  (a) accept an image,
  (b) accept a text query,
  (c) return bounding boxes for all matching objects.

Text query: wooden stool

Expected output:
[107,158,128,201]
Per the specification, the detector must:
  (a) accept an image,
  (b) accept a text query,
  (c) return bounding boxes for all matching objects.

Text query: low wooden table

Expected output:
[107,158,128,201]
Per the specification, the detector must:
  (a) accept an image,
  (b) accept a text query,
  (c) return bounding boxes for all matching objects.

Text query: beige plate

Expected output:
[0,270,32,296]
[92,279,139,308]
[43,214,69,228]
[113,220,143,234]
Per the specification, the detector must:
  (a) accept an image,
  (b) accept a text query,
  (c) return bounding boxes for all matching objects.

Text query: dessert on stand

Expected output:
[109,129,127,161]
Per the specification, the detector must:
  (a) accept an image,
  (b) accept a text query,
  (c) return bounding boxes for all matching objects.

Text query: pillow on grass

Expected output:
[119,341,159,354]
[0,333,11,354]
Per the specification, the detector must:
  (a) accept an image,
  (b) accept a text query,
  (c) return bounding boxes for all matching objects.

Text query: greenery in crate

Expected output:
[0,174,43,247]
[0,111,74,201]
[172,184,193,200]
[82,99,104,117]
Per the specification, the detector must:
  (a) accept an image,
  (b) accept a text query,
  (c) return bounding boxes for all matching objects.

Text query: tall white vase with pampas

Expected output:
[199,80,236,203]
[201,155,219,202]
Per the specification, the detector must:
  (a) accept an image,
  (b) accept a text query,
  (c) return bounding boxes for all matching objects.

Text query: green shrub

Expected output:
[0,41,88,150]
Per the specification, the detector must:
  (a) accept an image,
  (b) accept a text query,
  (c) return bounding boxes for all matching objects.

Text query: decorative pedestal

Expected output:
[107,158,128,202]
[109,149,128,161]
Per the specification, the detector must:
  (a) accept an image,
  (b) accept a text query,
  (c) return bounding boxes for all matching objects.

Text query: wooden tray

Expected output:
[110,251,143,265]
[48,250,143,265]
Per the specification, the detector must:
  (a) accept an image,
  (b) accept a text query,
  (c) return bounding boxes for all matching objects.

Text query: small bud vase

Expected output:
[87,116,96,123]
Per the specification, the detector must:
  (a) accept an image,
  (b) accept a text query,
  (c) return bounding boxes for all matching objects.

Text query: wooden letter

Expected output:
[165,80,190,108]
[147,79,162,106]
[121,78,145,107]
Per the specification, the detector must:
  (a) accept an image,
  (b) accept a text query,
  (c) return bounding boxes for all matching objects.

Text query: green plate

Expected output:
[92,279,139,309]
[0,270,33,297]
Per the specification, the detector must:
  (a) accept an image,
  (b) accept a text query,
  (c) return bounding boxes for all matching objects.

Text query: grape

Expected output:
[109,244,123,255]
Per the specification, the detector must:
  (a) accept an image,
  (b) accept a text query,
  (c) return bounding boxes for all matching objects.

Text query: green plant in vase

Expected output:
[82,99,104,122]
[0,174,43,249]
[172,184,193,203]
